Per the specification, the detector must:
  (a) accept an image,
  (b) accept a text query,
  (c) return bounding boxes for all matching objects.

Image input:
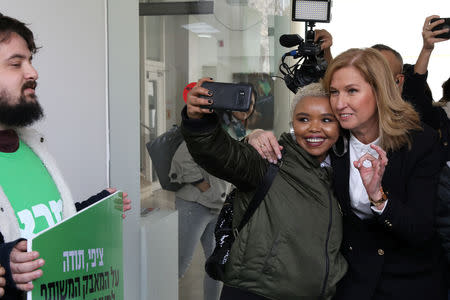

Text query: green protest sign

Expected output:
[28,191,124,300]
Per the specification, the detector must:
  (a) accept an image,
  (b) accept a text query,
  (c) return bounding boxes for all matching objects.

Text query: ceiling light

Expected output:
[182,22,219,34]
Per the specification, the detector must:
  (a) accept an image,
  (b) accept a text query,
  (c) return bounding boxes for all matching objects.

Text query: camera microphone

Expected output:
[278,31,327,93]
[279,34,303,48]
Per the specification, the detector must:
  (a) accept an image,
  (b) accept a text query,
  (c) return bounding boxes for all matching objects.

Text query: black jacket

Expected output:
[331,125,447,300]
[437,165,450,265]
[402,67,450,163]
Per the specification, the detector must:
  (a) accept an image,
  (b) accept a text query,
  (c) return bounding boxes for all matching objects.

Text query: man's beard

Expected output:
[0,82,44,127]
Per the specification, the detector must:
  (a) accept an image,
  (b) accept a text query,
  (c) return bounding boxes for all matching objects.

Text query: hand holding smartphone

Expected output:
[200,81,253,112]
[431,18,450,39]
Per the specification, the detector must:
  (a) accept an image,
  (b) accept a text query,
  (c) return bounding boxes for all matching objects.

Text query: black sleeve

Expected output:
[0,238,25,291]
[75,190,110,212]
[181,106,268,191]
[376,127,441,246]
[402,68,439,129]
[436,165,450,264]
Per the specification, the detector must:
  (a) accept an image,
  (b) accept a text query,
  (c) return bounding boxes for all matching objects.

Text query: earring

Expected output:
[289,122,296,142]
[332,134,348,157]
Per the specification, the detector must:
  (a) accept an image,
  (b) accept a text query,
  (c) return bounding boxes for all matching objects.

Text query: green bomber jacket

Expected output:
[181,109,347,300]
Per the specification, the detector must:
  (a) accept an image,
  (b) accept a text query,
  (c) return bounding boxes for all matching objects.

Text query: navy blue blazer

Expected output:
[331,125,447,300]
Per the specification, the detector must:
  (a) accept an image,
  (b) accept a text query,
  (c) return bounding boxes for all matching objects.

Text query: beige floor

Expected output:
[141,177,214,300]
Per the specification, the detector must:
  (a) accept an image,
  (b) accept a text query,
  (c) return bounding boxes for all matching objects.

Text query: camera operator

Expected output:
[279,28,333,93]
[314,29,333,63]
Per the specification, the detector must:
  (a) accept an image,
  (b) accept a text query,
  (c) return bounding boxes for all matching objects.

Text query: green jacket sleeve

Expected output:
[180,106,268,192]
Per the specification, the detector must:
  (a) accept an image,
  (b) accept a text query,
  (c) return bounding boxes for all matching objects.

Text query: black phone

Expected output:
[200,82,253,112]
[431,18,450,39]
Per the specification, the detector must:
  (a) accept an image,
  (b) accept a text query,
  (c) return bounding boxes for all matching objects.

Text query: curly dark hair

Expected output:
[0,13,37,53]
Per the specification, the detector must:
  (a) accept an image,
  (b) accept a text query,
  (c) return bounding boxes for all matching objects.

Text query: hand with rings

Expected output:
[247,129,283,163]
[353,144,388,201]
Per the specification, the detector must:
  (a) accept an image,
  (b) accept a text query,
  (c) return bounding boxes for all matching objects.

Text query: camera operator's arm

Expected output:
[315,29,333,63]
[415,15,449,75]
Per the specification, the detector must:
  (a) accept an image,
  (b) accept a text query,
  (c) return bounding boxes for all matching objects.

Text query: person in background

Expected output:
[0,14,131,299]
[438,76,450,115]
[182,79,347,300]
[436,75,450,300]
[220,83,256,140]
[437,155,450,300]
[373,15,450,162]
[370,43,450,163]
[170,140,231,300]
[441,76,450,102]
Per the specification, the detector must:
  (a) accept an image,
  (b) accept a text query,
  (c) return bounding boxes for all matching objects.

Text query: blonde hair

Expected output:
[290,82,329,119]
[323,48,421,151]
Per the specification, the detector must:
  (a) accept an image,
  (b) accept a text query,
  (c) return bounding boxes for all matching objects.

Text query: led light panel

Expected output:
[292,0,331,22]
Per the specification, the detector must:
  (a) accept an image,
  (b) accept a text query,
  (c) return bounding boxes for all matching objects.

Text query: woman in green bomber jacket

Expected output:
[181,78,347,300]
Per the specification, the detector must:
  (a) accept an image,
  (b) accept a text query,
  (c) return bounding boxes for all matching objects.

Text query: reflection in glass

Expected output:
[139,0,292,298]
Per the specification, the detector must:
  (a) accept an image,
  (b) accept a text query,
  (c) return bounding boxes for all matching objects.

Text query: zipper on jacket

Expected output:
[319,189,333,299]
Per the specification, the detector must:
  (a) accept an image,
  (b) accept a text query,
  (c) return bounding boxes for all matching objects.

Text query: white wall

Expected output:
[3,1,141,298]
[107,1,141,299]
[319,0,450,100]
[2,0,108,202]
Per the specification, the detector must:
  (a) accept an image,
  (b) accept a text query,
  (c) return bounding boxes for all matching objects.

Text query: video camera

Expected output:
[279,0,332,94]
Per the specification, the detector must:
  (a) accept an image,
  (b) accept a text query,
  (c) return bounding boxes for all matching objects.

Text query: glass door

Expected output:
[141,60,166,190]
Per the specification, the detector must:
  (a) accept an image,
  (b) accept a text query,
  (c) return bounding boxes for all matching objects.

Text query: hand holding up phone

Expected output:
[423,15,450,50]
[186,77,215,119]
[431,17,450,39]
[186,78,253,119]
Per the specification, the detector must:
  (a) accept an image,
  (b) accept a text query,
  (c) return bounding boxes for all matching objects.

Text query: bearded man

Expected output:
[0,14,131,299]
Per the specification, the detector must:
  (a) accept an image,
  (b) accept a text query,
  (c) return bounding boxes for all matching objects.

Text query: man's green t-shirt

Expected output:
[0,140,62,239]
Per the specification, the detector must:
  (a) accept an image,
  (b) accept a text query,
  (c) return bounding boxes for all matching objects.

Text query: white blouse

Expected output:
[348,133,387,219]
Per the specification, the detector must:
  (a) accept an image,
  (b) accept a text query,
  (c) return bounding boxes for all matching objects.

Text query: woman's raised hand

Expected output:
[186,77,215,119]
[353,144,388,202]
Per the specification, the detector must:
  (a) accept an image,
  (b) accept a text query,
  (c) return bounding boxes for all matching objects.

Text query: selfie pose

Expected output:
[182,79,347,300]
[249,48,447,300]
